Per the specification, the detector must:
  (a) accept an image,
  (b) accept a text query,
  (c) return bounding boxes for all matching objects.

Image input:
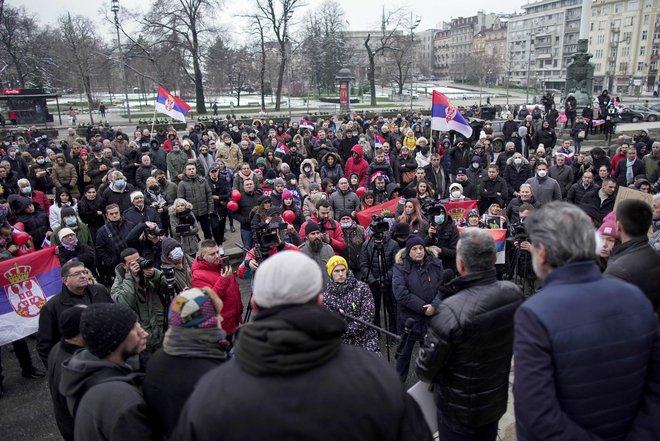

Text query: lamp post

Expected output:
[409,12,421,111]
[526,32,535,104]
[111,0,132,123]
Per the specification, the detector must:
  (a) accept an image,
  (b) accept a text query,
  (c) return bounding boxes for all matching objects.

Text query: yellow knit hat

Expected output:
[253,144,265,155]
[326,255,348,277]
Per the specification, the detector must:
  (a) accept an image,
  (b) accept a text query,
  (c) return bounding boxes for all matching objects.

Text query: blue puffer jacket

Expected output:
[392,248,443,339]
[514,261,660,441]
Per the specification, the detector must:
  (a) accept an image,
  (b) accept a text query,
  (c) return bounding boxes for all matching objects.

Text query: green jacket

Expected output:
[110,264,168,353]
[51,221,93,247]
[167,150,189,182]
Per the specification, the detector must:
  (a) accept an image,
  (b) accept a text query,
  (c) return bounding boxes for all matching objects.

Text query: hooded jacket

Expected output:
[166,149,189,182]
[424,205,459,272]
[170,304,432,441]
[343,145,369,186]
[190,257,244,336]
[177,174,214,217]
[51,154,80,198]
[503,156,533,194]
[59,349,159,441]
[320,152,344,185]
[298,158,321,196]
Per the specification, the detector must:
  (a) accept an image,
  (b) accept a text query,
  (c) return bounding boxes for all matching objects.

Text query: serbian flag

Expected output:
[275,141,289,155]
[374,134,385,149]
[155,86,191,123]
[444,199,478,225]
[457,227,506,264]
[0,248,61,345]
[299,119,315,130]
[592,119,606,127]
[357,198,400,228]
[431,91,473,138]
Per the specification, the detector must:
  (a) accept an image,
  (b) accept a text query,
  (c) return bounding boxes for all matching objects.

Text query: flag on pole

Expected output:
[275,141,289,155]
[155,86,191,123]
[0,247,61,345]
[299,119,315,130]
[374,134,385,149]
[431,91,473,138]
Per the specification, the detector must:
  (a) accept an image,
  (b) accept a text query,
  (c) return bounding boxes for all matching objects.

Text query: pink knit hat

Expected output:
[597,211,618,240]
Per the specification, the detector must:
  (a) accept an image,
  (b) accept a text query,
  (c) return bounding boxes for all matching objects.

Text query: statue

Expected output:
[565,39,595,109]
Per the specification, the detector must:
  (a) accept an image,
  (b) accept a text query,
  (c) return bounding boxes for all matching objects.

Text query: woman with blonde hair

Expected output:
[169,198,200,256]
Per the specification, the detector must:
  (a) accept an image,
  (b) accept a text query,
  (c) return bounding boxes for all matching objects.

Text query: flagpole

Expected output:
[150,88,158,140]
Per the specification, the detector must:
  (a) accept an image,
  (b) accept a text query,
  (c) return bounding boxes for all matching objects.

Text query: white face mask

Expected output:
[472,162,480,169]
[537,170,547,178]
[451,190,461,198]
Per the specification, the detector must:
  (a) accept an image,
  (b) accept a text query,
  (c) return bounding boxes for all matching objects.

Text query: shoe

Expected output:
[230,225,236,233]
[22,367,45,379]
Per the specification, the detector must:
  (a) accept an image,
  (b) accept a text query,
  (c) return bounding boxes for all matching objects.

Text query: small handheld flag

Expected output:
[299,119,315,130]
[155,86,191,123]
[275,141,289,155]
[431,91,473,138]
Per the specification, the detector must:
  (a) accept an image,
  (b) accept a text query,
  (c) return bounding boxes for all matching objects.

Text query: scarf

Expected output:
[626,158,635,184]
[163,326,228,360]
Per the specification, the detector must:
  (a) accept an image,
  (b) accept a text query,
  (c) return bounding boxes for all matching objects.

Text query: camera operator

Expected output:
[360,215,399,333]
[237,220,299,280]
[144,176,173,234]
[507,203,537,295]
[126,221,165,269]
[424,203,459,272]
[161,238,194,294]
[337,211,366,279]
[110,247,168,353]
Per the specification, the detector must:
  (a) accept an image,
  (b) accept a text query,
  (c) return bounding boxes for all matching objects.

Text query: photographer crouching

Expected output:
[110,248,168,353]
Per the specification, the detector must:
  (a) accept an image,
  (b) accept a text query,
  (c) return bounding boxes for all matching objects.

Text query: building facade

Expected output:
[448,12,499,81]
[433,30,451,79]
[472,21,509,84]
[589,0,660,95]
[506,0,583,91]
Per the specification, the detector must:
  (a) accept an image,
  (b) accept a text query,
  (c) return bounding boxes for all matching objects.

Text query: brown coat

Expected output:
[50,157,80,198]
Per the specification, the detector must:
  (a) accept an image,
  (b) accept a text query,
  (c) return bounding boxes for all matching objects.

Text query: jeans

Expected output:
[437,410,499,441]
[240,227,253,251]
[395,334,422,383]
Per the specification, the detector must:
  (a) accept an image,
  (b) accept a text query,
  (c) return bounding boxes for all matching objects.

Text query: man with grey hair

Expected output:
[513,202,660,440]
[172,251,432,441]
[417,228,523,441]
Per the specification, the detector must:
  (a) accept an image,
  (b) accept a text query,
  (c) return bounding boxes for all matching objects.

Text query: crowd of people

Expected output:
[0,102,658,441]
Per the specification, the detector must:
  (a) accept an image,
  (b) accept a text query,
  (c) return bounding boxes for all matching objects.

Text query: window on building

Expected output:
[619,62,628,72]
[628,1,638,11]
[554,59,558,67]
[610,47,618,58]
[645,0,653,8]
[623,31,632,42]
[624,16,634,26]
[591,22,594,31]
[622,47,630,57]
[604,5,611,14]
[613,19,621,28]
[638,62,645,71]
[598,34,605,44]
[615,2,624,13]
[641,46,647,55]
[644,15,650,25]
[643,31,649,41]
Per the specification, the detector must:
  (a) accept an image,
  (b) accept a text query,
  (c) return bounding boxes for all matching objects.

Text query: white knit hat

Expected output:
[252,251,323,309]
[130,191,144,202]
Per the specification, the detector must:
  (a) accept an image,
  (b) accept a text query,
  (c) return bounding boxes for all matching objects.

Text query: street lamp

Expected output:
[409,12,421,111]
[111,0,132,123]
[526,32,535,104]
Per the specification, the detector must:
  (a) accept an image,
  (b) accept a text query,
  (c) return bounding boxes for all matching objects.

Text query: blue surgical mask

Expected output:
[64,217,77,227]
[434,215,445,224]
[21,186,31,194]
[115,179,126,189]
[170,247,184,261]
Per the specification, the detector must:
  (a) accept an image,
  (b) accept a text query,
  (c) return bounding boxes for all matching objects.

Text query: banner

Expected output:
[356,198,400,228]
[445,200,477,225]
[0,248,61,345]
[458,227,507,264]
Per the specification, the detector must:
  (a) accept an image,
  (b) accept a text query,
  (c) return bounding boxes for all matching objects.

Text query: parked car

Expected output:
[625,104,660,121]
[469,119,517,153]
[649,103,660,112]
[618,108,646,123]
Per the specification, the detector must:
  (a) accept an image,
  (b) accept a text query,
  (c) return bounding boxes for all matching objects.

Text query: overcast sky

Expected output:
[10,0,528,39]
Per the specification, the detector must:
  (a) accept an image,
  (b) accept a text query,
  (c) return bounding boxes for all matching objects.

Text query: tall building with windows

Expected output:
[506,0,583,91]
[589,0,660,95]
[448,12,499,80]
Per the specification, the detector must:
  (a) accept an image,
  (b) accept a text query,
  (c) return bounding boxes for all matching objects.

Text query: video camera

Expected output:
[370,215,391,235]
[422,200,445,224]
[145,225,165,237]
[257,221,281,248]
[508,220,528,243]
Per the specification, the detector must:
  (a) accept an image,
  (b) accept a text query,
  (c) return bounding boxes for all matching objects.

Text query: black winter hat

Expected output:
[60,305,86,339]
[80,304,137,359]
[391,222,410,238]
[162,237,182,258]
[305,221,320,236]
[9,195,33,213]
[61,206,76,219]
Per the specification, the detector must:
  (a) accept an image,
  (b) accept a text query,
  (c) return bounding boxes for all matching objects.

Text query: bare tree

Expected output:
[142,0,223,114]
[255,0,302,110]
[59,13,106,123]
[364,10,404,106]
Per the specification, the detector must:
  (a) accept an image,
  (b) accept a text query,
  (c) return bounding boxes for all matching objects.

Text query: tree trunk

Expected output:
[275,45,286,111]
[83,75,94,124]
[191,25,206,114]
[368,54,377,106]
[260,43,266,110]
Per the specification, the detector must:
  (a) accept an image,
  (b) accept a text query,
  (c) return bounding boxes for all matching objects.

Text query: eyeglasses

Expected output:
[64,270,87,279]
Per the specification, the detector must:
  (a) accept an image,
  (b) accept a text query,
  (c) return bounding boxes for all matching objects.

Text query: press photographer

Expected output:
[110,248,168,353]
[126,221,165,269]
[424,202,459,272]
[238,220,300,280]
[506,203,537,294]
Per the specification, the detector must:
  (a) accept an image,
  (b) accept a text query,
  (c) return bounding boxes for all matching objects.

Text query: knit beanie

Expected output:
[169,287,222,329]
[597,211,618,240]
[254,144,265,155]
[405,234,425,254]
[256,157,267,167]
[253,250,322,308]
[60,305,86,339]
[130,191,144,202]
[282,190,293,200]
[305,221,321,236]
[80,304,137,359]
[162,237,182,259]
[57,227,76,242]
[326,255,348,277]
[273,178,285,187]
[391,222,410,238]
[61,206,76,219]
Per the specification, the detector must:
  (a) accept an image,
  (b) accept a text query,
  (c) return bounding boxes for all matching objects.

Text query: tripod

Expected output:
[365,233,397,360]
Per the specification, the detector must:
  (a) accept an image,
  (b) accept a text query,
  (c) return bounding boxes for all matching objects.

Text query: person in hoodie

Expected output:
[47,305,86,441]
[424,203,459,272]
[414,137,432,168]
[298,158,321,197]
[329,177,360,220]
[284,172,303,207]
[467,154,487,187]
[59,303,159,441]
[344,144,369,187]
[282,142,305,177]
[190,240,243,339]
[148,139,167,173]
[143,287,229,438]
[365,148,395,186]
[10,195,50,249]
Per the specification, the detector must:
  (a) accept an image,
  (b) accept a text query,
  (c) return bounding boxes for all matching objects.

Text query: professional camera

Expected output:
[175,224,192,234]
[257,221,281,248]
[509,221,528,242]
[145,225,165,237]
[161,265,176,284]
[370,215,390,235]
[422,200,445,223]
[137,257,154,270]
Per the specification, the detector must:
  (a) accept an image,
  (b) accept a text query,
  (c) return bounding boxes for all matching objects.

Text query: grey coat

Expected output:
[177,175,213,217]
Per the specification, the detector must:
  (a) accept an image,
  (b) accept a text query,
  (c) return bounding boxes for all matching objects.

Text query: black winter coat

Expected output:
[208,176,230,217]
[416,269,523,429]
[95,219,135,271]
[503,163,533,194]
[123,205,162,229]
[360,235,400,285]
[102,184,135,213]
[478,176,508,212]
[143,349,226,438]
[76,196,105,235]
[57,243,96,273]
[425,216,460,272]
[16,205,50,249]
[233,191,262,229]
[36,284,112,366]
[392,249,443,339]
[47,340,82,441]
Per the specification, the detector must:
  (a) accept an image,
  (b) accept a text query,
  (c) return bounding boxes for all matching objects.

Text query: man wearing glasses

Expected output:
[37,261,112,367]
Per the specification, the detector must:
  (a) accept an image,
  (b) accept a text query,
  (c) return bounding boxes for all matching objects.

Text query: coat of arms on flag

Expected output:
[4,264,47,318]
[155,86,191,123]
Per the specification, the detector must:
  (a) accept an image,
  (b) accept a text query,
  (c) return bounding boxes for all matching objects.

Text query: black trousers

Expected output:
[0,338,34,382]
[210,214,226,247]
[197,214,213,240]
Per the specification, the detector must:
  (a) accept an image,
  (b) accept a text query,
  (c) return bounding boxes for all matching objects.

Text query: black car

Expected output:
[618,108,645,123]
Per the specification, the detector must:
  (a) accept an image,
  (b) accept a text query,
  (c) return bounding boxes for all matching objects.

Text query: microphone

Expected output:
[395,318,415,360]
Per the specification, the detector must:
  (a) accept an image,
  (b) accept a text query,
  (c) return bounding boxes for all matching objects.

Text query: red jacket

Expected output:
[30,190,51,217]
[236,243,300,279]
[190,257,244,336]
[299,216,346,254]
[344,145,369,186]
